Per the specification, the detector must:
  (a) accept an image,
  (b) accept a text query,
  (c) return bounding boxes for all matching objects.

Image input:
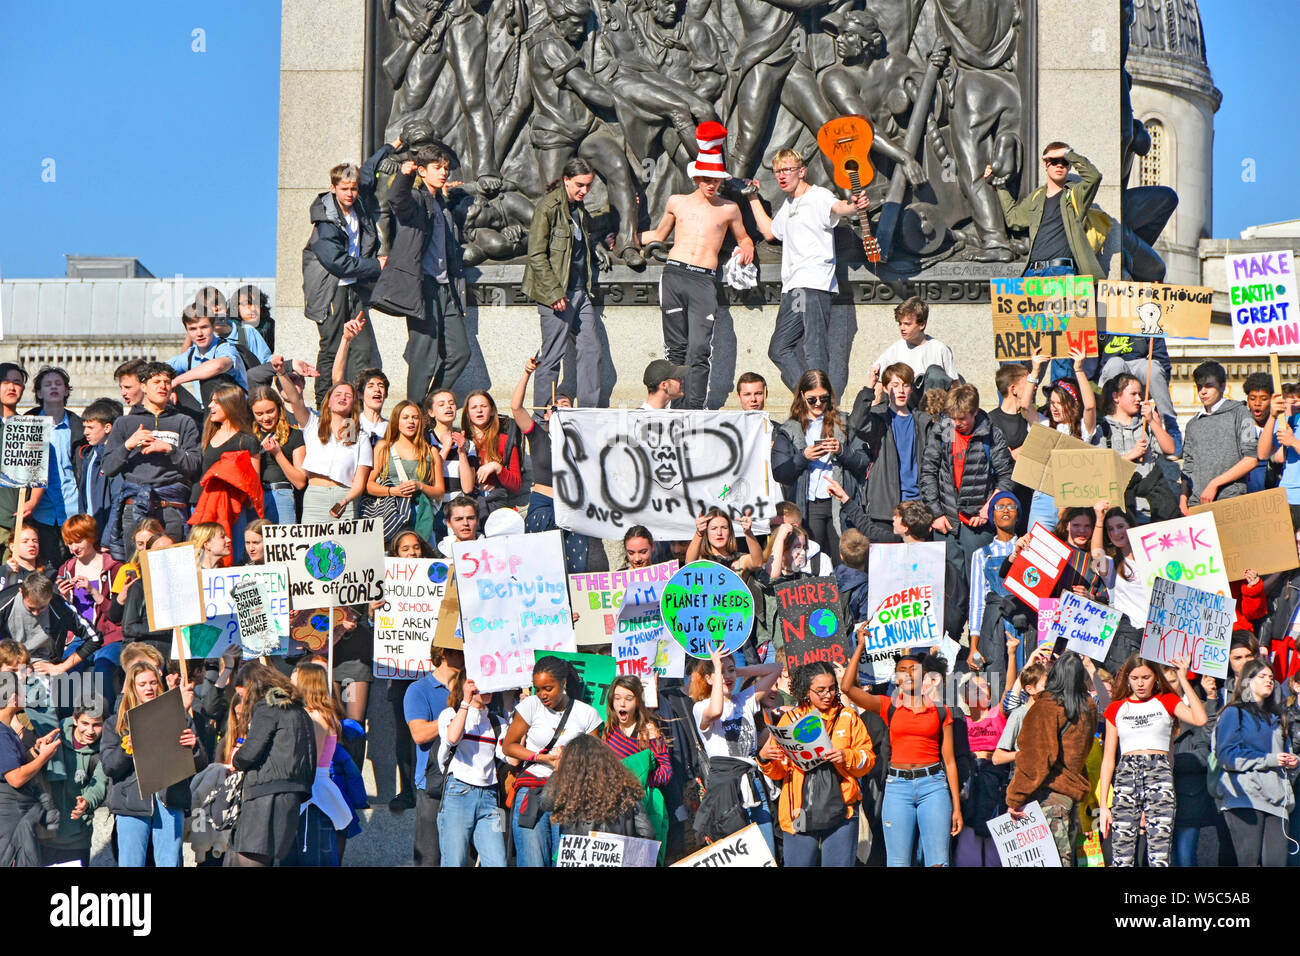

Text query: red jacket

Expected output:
[1231,578,1267,633]
[189,451,264,566]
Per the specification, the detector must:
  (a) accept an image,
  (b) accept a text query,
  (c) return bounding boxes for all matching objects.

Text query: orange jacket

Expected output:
[759,705,876,835]
[189,450,264,567]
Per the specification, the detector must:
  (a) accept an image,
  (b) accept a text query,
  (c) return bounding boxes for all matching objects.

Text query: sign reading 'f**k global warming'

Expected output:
[1126,513,1229,616]
[1226,250,1300,353]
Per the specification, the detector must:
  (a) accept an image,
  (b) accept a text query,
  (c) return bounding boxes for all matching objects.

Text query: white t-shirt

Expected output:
[359,414,388,446]
[436,706,504,787]
[804,416,832,500]
[771,184,841,293]
[514,694,603,780]
[301,409,374,485]
[874,336,959,381]
[1097,553,1146,629]
[693,685,762,765]
[339,207,360,287]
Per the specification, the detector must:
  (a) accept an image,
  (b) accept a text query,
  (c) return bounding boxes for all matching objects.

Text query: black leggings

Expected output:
[805,498,838,568]
[1223,807,1287,867]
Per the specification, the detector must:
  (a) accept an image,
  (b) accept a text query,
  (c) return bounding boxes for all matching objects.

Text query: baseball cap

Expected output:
[643,359,689,390]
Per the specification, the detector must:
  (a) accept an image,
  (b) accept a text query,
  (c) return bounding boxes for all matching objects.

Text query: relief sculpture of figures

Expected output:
[370,0,1035,268]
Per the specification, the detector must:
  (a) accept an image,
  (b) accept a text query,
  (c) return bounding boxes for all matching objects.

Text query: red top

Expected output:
[471,433,522,495]
[880,700,951,765]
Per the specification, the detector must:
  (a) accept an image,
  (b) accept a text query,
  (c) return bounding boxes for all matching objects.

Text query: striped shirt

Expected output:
[604,727,672,787]
[969,535,1018,638]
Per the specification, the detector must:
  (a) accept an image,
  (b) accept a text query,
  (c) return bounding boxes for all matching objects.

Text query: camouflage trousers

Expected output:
[1039,792,1078,866]
[1110,752,1175,867]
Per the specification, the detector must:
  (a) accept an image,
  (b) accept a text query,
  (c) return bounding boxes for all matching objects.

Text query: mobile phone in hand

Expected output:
[329,501,346,518]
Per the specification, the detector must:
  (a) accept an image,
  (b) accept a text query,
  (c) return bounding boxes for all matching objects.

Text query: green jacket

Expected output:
[42,716,108,849]
[996,150,1104,278]
[522,185,598,307]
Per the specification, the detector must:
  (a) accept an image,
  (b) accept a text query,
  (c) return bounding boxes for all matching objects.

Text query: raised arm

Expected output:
[840,629,886,713]
[273,356,311,428]
[510,358,539,433]
[332,316,364,386]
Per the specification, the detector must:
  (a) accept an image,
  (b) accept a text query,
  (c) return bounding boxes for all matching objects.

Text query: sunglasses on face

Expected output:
[1044,157,1070,167]
[805,394,831,407]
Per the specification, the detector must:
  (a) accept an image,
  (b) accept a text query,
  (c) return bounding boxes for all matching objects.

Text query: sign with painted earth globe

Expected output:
[305,541,346,582]
[428,562,449,584]
[659,560,755,659]
[808,608,838,638]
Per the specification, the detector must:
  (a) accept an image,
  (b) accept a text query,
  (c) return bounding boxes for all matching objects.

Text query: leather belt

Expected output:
[887,764,944,780]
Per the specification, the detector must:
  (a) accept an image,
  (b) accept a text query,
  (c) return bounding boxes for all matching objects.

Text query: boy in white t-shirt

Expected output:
[748,148,868,395]
[868,297,959,408]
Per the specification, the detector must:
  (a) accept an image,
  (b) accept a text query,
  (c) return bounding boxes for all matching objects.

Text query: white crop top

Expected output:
[301,409,373,485]
[1104,693,1181,753]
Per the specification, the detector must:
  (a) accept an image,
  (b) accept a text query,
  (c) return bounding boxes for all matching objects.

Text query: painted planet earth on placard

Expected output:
[660,561,755,659]
[808,609,838,638]
[305,541,346,581]
[791,715,824,744]
[428,562,449,584]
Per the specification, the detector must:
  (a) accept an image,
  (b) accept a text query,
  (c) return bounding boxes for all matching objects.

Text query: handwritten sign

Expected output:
[991,276,1097,359]
[1050,447,1134,507]
[1012,424,1134,496]
[556,834,624,867]
[1225,250,1300,353]
[862,543,945,681]
[768,712,834,770]
[0,415,51,488]
[1095,279,1213,339]
[774,576,848,672]
[550,408,775,541]
[1140,576,1233,678]
[1049,591,1120,662]
[988,801,1062,867]
[454,530,575,693]
[568,561,679,646]
[660,561,755,659]
[374,558,451,679]
[1003,523,1071,611]
[1190,487,1299,581]
[670,823,776,867]
[230,577,276,655]
[141,543,206,632]
[1126,512,1230,610]
[172,565,290,660]
[1036,598,1059,649]
[262,520,385,609]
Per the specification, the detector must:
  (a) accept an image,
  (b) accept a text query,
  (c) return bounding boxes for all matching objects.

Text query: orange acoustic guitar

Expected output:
[816,114,881,264]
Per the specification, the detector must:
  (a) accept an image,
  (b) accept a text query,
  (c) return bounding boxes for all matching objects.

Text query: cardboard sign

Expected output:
[990,275,1097,359]
[1140,576,1233,679]
[1050,447,1135,507]
[1190,488,1299,581]
[671,823,776,867]
[374,559,451,679]
[140,543,206,632]
[128,689,195,799]
[1127,512,1230,608]
[455,530,575,693]
[432,577,463,650]
[550,408,775,541]
[1095,279,1213,339]
[660,561,755,659]
[173,564,291,660]
[768,712,834,770]
[1003,524,1071,611]
[569,561,679,647]
[262,520,385,609]
[1012,424,1135,496]
[774,576,849,672]
[1225,250,1300,353]
[549,650,617,709]
[861,542,945,681]
[1048,591,1120,662]
[0,415,52,488]
[988,801,1062,867]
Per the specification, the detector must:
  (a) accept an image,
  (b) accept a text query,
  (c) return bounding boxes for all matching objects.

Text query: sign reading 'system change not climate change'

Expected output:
[990,276,1097,359]
[660,561,754,659]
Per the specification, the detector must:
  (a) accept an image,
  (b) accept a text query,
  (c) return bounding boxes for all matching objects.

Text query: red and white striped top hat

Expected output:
[686,121,730,179]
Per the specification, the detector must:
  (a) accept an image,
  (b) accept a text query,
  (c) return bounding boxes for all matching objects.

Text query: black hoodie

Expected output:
[101,402,202,488]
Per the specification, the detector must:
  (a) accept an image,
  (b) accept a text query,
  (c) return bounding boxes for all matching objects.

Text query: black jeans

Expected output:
[414,787,442,866]
[388,679,415,800]
[768,288,834,393]
[315,283,377,405]
[1223,807,1287,867]
[804,497,838,567]
[406,278,470,404]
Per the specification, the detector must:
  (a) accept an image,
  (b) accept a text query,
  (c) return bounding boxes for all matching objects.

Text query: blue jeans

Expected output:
[263,483,297,525]
[115,798,184,867]
[62,639,122,715]
[782,811,859,866]
[1172,825,1199,867]
[882,770,953,866]
[1027,488,1059,535]
[438,780,507,867]
[512,800,561,867]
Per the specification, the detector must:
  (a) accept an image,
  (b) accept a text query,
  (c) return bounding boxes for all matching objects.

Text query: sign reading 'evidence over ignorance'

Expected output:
[550,408,775,541]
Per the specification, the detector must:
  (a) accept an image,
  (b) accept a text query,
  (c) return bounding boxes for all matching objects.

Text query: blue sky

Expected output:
[0,0,1294,278]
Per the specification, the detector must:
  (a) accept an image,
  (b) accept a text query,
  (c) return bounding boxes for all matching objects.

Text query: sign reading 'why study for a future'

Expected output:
[660,561,754,659]
[1226,250,1300,352]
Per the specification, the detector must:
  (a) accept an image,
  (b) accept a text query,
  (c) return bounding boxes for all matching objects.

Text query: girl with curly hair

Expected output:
[539,734,655,845]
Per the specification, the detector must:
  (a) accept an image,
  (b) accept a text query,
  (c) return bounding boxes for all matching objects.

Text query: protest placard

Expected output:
[569,561,679,646]
[550,408,775,541]
[128,689,195,799]
[231,577,275,655]
[1048,590,1121,662]
[374,558,451,679]
[140,543,206,633]
[589,832,660,867]
[550,650,617,709]
[556,834,625,867]
[432,577,463,650]
[988,801,1062,867]
[454,530,575,693]
[171,565,290,660]
[774,576,849,672]
[1012,424,1135,496]
[1140,576,1233,678]
[660,561,755,659]
[1095,279,1214,340]
[1126,512,1230,608]
[990,275,1097,359]
[262,519,385,609]
[860,543,944,681]
[1225,250,1300,352]
[1050,447,1135,507]
[653,634,686,679]
[1037,598,1059,649]
[1190,487,1299,580]
[1003,523,1072,611]
[0,415,51,488]
[768,712,834,770]
[671,823,777,867]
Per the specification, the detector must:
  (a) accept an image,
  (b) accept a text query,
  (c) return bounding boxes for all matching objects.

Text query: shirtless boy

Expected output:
[640,122,755,410]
